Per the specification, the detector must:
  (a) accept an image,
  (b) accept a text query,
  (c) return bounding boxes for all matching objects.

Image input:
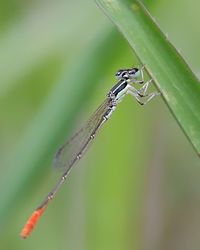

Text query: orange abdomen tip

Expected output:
[20,207,45,239]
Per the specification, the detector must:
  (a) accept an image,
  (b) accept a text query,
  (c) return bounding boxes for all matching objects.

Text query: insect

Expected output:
[20,66,159,238]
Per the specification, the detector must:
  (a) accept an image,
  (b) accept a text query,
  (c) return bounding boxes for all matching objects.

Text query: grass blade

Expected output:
[96,0,200,154]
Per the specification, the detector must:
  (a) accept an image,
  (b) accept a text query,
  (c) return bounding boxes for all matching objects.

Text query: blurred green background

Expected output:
[0,0,200,249]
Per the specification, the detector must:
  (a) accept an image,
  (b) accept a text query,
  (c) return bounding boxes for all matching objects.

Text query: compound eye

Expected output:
[128,68,138,75]
[128,68,140,78]
[115,69,123,79]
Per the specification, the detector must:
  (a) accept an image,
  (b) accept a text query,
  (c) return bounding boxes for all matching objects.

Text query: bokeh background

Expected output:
[0,0,200,249]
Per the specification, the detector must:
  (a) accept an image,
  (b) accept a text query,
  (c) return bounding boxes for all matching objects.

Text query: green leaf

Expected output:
[96,0,200,155]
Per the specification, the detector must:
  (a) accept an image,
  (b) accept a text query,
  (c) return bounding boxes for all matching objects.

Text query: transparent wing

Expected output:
[54,98,111,172]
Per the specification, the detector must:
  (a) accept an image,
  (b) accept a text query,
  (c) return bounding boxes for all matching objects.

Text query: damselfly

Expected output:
[20,66,159,238]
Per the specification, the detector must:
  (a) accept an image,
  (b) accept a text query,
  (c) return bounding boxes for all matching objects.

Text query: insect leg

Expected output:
[127,89,159,105]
